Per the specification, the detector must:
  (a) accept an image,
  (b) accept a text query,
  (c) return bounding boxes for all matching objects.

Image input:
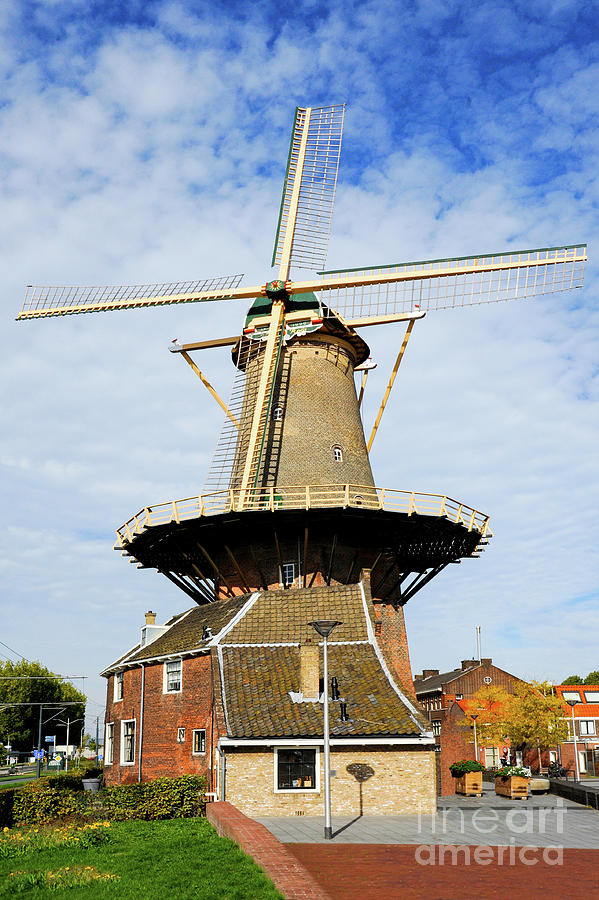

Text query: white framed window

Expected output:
[455,694,463,700]
[192,729,206,754]
[580,720,596,735]
[273,406,283,421]
[105,723,114,766]
[484,676,492,684]
[164,659,182,693]
[274,747,320,793]
[121,720,136,765]
[114,672,124,702]
[281,562,295,587]
[432,720,441,736]
[332,445,344,462]
[584,691,599,702]
[177,727,186,743]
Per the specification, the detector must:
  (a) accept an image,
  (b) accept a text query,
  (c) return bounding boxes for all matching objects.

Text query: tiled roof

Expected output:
[220,643,422,738]
[224,584,368,644]
[414,667,475,694]
[104,593,254,670]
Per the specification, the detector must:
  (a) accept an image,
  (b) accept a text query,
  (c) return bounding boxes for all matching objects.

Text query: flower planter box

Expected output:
[455,772,483,797]
[495,776,529,800]
[82,777,102,793]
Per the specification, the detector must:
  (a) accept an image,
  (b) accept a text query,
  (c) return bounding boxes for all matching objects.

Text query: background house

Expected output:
[554,684,599,777]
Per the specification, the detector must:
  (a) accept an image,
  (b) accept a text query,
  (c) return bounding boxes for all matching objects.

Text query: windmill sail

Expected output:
[272,104,345,279]
[316,244,587,321]
[17,274,247,320]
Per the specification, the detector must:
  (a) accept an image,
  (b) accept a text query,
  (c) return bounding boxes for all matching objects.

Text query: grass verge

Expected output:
[0,818,284,899]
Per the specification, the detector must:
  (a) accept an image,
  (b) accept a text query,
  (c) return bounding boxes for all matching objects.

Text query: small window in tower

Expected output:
[273,406,283,421]
[281,562,295,586]
[177,727,186,743]
[332,445,344,462]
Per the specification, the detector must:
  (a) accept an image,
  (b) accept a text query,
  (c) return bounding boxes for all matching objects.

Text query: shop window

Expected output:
[193,730,206,754]
[276,748,318,791]
[121,720,135,765]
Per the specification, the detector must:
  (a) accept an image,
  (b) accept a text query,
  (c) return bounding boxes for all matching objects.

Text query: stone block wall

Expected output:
[223,746,436,816]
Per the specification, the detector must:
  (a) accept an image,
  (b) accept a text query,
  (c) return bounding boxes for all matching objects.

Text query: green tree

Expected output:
[0,660,86,753]
[584,671,599,685]
[458,684,513,747]
[502,680,569,767]
[562,675,584,684]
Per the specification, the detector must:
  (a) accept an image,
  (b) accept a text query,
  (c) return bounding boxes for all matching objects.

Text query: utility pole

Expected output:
[36,704,43,778]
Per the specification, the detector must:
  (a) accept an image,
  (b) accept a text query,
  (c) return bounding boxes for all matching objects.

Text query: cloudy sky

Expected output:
[2,0,598,733]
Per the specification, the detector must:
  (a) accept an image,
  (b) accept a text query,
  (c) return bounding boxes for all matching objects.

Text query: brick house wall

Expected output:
[104,654,214,786]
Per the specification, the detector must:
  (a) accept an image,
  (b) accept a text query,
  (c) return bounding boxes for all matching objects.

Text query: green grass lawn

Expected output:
[0,819,284,899]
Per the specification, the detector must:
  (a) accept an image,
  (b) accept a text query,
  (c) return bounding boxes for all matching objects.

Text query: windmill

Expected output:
[18,104,587,607]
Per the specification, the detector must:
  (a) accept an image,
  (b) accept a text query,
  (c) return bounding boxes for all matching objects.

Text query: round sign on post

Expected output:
[502,746,508,756]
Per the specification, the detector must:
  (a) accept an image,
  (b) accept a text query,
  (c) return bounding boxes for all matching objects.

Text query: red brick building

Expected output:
[554,684,599,777]
[414,657,521,795]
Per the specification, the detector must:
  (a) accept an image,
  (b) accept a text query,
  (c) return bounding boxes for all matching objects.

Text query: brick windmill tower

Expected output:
[18,105,586,815]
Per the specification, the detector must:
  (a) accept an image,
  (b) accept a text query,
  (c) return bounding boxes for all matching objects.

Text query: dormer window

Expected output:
[281,562,296,587]
[332,445,344,462]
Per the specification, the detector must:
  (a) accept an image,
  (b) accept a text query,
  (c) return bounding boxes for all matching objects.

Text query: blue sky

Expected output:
[1,0,598,732]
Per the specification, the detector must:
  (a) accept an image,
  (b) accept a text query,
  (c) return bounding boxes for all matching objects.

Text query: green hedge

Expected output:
[13,779,81,825]
[102,775,206,821]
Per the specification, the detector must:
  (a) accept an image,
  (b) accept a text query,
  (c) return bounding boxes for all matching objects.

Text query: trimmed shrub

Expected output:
[12,779,81,825]
[0,788,17,828]
[45,772,84,791]
[102,775,206,821]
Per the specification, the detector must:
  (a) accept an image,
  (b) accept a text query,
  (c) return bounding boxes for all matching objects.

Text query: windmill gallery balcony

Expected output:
[114,484,491,605]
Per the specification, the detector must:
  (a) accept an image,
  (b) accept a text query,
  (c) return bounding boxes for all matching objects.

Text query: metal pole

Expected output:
[65,719,70,772]
[36,704,43,778]
[95,716,99,764]
[471,715,479,763]
[322,633,332,840]
[571,704,580,782]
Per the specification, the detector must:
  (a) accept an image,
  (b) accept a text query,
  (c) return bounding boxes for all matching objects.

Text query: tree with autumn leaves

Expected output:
[459,680,569,766]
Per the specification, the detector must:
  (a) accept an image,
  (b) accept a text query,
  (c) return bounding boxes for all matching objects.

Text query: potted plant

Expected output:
[82,766,104,792]
[449,759,485,796]
[494,765,531,799]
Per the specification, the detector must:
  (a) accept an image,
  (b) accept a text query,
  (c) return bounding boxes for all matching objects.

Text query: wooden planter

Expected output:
[454,772,483,796]
[495,776,529,800]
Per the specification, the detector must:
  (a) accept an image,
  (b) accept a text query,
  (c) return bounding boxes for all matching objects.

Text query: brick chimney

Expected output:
[481,658,492,666]
[422,669,440,678]
[145,611,156,625]
[300,641,319,698]
[461,659,476,670]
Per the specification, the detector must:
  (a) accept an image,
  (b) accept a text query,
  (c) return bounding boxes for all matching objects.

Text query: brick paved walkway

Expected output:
[288,844,599,899]
[206,802,332,899]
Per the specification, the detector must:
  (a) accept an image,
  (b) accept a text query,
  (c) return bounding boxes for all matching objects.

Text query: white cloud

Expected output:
[1,0,598,721]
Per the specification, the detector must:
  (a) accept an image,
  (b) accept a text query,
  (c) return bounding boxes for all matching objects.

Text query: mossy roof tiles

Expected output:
[221,644,420,738]
[223,584,367,644]
[110,592,254,668]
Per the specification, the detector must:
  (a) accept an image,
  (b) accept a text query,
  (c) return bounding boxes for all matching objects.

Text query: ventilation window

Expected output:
[484,676,492,684]
[353,495,363,506]
[332,445,344,462]
[273,406,283,421]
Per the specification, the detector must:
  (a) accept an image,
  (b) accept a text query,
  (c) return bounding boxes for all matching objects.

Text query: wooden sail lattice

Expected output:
[318,245,587,321]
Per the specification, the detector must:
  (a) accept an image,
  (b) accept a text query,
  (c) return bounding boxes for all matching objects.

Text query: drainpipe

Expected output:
[217,740,226,801]
[138,664,145,782]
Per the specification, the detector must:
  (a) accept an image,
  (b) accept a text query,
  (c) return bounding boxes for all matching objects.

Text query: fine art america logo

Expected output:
[415,801,567,866]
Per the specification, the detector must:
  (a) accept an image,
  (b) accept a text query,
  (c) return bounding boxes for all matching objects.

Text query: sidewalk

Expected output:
[254,785,599,899]
[256,783,599,848]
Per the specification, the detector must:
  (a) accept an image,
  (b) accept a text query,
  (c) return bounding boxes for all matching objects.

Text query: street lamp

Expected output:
[470,714,479,763]
[55,718,84,771]
[308,620,341,841]
[566,699,580,781]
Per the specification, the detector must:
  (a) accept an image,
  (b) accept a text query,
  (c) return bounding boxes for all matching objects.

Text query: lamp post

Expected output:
[470,714,479,764]
[566,699,580,781]
[308,620,341,841]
